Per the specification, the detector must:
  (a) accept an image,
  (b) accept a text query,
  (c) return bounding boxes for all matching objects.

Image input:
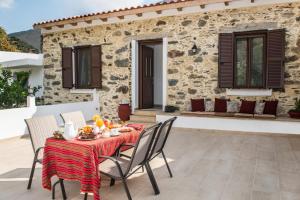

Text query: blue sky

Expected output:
[0,0,160,33]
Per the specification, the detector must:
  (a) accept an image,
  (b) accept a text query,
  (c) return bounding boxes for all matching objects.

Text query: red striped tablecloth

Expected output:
[42,125,144,200]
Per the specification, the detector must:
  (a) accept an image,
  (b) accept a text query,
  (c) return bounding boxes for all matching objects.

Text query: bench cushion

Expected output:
[181,111,216,117]
[254,114,276,119]
[234,113,254,118]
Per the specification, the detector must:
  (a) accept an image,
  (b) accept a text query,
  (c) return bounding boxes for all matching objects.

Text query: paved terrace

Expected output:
[1,128,300,200]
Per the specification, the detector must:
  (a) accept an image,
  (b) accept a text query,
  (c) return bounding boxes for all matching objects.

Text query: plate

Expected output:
[77,136,97,141]
[118,127,133,133]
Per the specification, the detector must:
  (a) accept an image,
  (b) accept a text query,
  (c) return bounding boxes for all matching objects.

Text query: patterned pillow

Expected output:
[255,102,265,115]
[227,101,240,113]
[205,100,214,112]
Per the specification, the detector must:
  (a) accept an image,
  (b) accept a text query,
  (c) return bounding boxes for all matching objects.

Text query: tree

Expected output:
[0,26,17,51]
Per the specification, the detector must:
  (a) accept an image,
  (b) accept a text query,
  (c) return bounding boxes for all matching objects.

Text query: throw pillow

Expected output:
[227,101,240,113]
[263,100,278,116]
[205,100,214,112]
[191,99,205,112]
[239,100,256,114]
[214,98,227,112]
[254,102,265,115]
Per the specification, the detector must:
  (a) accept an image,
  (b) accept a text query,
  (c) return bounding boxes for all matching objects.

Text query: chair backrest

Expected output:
[25,115,58,152]
[60,111,86,129]
[151,117,177,156]
[125,123,161,174]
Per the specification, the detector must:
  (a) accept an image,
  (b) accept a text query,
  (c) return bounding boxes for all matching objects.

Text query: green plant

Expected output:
[289,98,300,112]
[0,68,41,109]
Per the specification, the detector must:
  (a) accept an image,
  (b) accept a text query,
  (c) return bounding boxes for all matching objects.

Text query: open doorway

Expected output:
[138,39,163,109]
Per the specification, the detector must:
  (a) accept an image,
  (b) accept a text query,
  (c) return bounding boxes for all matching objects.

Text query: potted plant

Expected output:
[164,105,178,113]
[288,98,300,119]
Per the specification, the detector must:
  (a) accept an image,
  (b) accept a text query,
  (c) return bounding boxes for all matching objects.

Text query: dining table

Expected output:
[42,124,144,200]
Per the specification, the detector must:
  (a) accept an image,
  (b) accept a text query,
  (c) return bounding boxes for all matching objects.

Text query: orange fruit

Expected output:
[92,114,101,122]
[96,118,104,128]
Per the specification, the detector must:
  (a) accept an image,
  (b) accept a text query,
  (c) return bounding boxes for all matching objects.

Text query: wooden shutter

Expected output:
[266,29,285,89]
[218,33,234,88]
[62,47,73,88]
[91,45,102,88]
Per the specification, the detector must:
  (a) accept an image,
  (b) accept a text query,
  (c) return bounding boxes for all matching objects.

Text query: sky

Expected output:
[0,0,161,33]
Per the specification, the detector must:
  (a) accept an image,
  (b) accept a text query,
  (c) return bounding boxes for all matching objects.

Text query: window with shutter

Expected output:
[91,45,102,89]
[62,47,73,88]
[218,33,234,88]
[267,29,285,89]
[218,29,285,90]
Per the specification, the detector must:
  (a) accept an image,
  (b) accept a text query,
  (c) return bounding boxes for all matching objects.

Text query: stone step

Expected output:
[130,115,156,123]
[127,121,155,128]
[133,109,161,117]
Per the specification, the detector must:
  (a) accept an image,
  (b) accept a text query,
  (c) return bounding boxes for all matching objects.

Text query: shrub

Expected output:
[0,68,41,109]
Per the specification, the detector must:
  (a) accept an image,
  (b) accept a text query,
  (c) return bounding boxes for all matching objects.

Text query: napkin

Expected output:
[126,124,144,131]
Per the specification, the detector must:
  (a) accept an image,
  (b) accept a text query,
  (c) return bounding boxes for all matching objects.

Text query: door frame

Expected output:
[131,37,168,113]
[138,39,161,109]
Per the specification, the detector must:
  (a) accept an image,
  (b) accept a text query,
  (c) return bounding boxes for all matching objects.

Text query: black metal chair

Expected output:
[25,115,67,200]
[85,123,162,200]
[149,117,177,178]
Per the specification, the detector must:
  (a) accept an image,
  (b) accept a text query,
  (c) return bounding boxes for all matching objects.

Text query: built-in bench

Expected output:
[156,112,300,135]
[181,111,276,120]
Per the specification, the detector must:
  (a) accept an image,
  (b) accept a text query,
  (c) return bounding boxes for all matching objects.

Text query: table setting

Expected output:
[42,114,144,200]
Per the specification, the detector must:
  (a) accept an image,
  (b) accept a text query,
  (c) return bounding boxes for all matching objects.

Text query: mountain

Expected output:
[9,29,41,53]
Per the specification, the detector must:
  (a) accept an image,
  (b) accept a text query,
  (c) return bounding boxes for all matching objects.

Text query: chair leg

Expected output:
[27,152,39,189]
[110,178,115,187]
[84,193,88,200]
[52,180,60,199]
[59,179,67,200]
[120,177,132,200]
[161,150,173,178]
[145,162,160,195]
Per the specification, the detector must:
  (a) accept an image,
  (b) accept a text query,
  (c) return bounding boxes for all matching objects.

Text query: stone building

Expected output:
[34,0,300,118]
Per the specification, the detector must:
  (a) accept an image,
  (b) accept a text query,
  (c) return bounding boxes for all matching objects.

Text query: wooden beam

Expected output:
[100,18,107,22]
[224,1,230,6]
[177,7,183,12]
[118,16,124,20]
[156,10,162,14]
[200,4,206,9]
[85,20,92,24]
[45,27,52,30]
[35,0,233,29]
[251,0,254,3]
[70,22,77,26]
[57,24,64,28]
[136,13,143,17]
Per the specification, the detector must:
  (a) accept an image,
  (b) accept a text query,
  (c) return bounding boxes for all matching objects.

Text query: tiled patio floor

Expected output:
[1,128,300,200]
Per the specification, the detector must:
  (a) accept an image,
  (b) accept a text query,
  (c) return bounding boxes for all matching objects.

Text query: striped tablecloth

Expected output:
[42,125,144,200]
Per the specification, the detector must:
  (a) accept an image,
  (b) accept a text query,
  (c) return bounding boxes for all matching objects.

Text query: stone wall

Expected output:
[43,2,300,117]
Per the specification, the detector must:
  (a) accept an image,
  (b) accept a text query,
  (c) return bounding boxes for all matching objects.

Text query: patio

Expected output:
[1,128,300,200]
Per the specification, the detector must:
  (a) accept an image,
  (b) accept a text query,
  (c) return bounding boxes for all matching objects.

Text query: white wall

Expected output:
[0,101,98,140]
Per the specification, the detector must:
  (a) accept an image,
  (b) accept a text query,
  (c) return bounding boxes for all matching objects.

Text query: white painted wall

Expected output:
[0,101,98,140]
[157,115,300,135]
[148,44,163,106]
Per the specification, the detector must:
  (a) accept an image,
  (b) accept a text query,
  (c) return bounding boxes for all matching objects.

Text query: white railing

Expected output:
[0,92,100,140]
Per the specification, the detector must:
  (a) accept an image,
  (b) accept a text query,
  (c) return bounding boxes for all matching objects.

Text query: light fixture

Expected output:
[191,43,198,54]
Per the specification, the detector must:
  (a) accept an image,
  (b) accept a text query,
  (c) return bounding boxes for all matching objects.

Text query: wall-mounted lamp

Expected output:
[191,43,198,54]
